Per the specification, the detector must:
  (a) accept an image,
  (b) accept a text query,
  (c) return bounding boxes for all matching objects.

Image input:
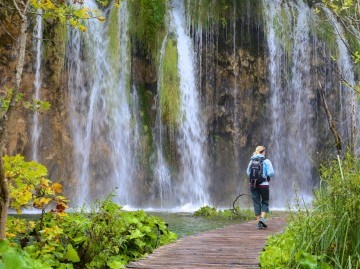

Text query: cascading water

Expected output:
[232,2,239,158]
[67,0,135,206]
[171,0,209,207]
[107,2,136,205]
[323,8,359,155]
[154,34,173,208]
[31,9,43,162]
[263,0,317,208]
[26,0,359,210]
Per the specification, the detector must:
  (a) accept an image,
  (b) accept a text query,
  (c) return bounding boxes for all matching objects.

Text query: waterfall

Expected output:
[171,0,209,207]
[264,0,317,207]
[232,1,239,151]
[31,9,43,162]
[323,8,359,155]
[154,34,172,208]
[29,0,359,210]
[107,1,135,205]
[67,0,134,206]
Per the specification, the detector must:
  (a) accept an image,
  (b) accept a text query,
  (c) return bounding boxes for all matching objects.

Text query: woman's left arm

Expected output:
[264,159,275,177]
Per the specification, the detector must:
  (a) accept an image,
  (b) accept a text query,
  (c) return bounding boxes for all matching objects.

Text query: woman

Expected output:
[246,146,275,229]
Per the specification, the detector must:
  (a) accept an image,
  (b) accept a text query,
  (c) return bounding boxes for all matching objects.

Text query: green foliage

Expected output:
[81,198,177,268]
[320,0,360,79]
[3,155,68,214]
[7,196,177,268]
[0,240,51,269]
[193,206,218,218]
[311,10,338,53]
[129,0,166,57]
[0,87,50,115]
[193,206,253,220]
[29,0,106,32]
[23,100,51,112]
[260,153,360,268]
[159,38,181,126]
[6,217,36,240]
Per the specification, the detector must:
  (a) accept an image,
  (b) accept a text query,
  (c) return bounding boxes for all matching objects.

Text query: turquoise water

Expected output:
[149,212,243,238]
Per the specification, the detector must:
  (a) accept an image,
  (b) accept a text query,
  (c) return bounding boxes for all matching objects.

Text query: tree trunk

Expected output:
[0,2,28,240]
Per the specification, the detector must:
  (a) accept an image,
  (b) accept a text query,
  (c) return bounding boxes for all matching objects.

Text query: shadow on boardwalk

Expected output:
[127,217,287,269]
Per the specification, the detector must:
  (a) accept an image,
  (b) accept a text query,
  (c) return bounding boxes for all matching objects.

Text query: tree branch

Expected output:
[318,82,342,155]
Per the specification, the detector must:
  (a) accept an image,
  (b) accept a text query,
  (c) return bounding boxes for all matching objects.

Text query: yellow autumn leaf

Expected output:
[6,232,16,239]
[58,211,67,217]
[34,197,51,208]
[79,25,87,32]
[52,183,63,193]
[28,221,36,229]
[43,0,56,9]
[20,189,33,204]
[40,178,50,187]
[69,18,78,27]
[5,171,14,178]
[40,197,52,204]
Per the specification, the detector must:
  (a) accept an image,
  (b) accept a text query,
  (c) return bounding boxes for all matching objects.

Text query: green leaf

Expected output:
[107,257,127,269]
[127,229,143,240]
[63,244,80,263]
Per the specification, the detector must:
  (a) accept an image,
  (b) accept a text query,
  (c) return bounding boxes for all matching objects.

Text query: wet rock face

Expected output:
[1,9,271,205]
[1,13,75,193]
[196,20,270,204]
[2,5,341,207]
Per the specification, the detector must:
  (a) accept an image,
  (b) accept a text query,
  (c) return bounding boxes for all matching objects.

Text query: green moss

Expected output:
[185,0,263,30]
[108,6,120,72]
[128,0,167,58]
[159,38,180,127]
[311,9,339,55]
[42,18,67,85]
[272,7,294,55]
[136,85,155,166]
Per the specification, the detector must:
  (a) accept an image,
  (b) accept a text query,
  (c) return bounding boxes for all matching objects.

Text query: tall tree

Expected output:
[0,0,30,240]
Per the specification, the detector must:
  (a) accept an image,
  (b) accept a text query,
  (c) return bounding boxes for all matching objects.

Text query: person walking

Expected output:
[246,146,275,229]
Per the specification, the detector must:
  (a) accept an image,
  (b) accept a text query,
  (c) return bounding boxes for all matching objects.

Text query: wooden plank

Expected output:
[127,216,286,269]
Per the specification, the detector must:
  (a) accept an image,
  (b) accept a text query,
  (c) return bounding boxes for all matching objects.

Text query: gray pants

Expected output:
[250,186,269,216]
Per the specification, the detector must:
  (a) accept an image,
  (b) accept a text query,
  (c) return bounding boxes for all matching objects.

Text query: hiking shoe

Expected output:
[257,222,263,229]
[259,218,267,228]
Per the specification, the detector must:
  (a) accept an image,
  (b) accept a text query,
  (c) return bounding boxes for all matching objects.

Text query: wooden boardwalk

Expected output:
[127,217,286,269]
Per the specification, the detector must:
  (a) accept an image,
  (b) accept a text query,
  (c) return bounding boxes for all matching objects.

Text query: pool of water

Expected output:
[149,212,242,238]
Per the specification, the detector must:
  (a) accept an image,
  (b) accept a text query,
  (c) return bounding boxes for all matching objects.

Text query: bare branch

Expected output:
[318,81,342,155]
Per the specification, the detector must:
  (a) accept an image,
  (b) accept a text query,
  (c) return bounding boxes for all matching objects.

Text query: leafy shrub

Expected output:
[193,205,253,220]
[4,155,177,268]
[193,206,218,218]
[0,240,50,269]
[4,154,68,214]
[8,196,177,269]
[260,153,360,268]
